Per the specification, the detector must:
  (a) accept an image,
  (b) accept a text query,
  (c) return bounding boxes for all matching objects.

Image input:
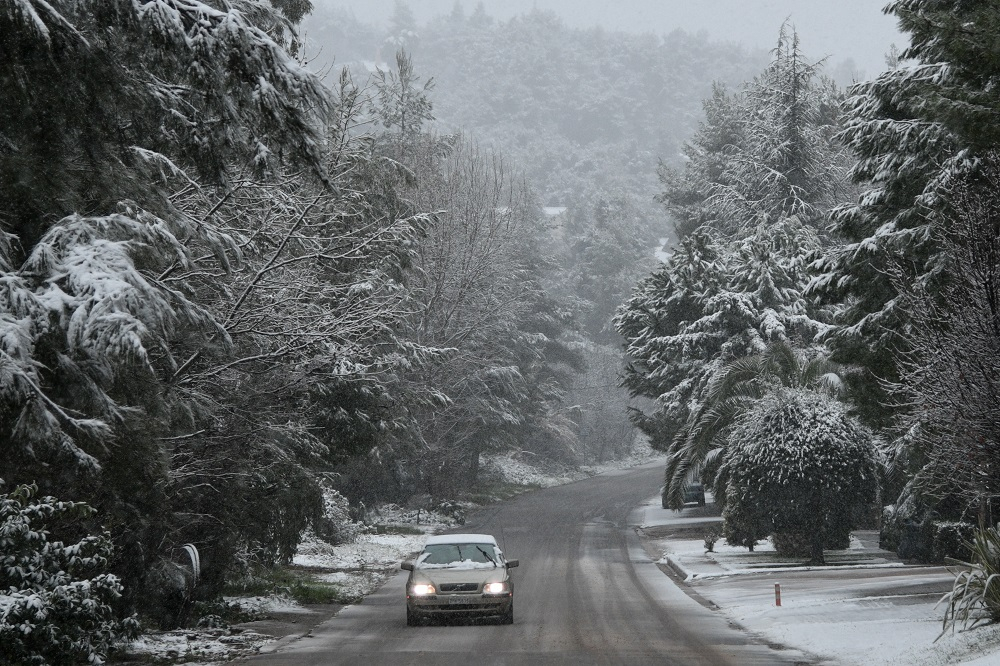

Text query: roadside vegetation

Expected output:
[615,0,1000,639]
[4,0,1000,661]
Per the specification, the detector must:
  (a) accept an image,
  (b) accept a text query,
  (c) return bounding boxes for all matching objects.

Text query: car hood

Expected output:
[410,566,508,586]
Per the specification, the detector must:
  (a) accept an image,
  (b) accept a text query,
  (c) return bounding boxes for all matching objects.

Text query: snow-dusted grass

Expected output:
[480,452,586,488]
[292,528,435,599]
[125,629,273,663]
[480,440,662,489]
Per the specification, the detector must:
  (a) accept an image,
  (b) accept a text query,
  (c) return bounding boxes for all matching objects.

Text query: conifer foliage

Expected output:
[809,0,1000,427]
[617,27,848,507]
[0,0,330,478]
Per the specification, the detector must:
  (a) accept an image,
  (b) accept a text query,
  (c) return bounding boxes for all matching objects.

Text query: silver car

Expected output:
[401,533,519,625]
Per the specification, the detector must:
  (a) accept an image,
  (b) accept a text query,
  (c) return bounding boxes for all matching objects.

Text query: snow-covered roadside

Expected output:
[123,449,660,663]
[120,525,446,664]
[293,527,438,597]
[709,572,1000,666]
[653,532,1000,666]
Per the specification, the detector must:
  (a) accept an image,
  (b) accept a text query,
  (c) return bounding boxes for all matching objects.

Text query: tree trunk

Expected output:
[810,530,825,565]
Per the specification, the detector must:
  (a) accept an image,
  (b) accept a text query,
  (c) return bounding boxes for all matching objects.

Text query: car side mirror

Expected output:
[400,561,414,571]
[505,559,519,569]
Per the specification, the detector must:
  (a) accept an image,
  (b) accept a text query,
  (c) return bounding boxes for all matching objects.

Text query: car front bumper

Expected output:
[408,593,512,617]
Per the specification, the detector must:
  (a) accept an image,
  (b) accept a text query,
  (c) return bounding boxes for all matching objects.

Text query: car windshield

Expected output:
[417,543,500,569]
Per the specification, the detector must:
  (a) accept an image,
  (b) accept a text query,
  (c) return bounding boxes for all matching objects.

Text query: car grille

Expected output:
[439,583,479,592]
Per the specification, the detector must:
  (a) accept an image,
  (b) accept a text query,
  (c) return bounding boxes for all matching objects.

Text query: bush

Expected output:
[897,517,936,562]
[939,524,1000,636]
[880,505,902,552]
[723,389,879,564]
[933,522,977,564]
[721,493,767,551]
[314,482,361,546]
[0,484,139,665]
[704,530,720,553]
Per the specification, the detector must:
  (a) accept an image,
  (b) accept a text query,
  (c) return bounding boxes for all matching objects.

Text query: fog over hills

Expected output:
[311,0,904,82]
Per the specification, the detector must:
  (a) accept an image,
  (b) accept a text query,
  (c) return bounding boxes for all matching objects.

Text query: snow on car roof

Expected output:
[425,533,498,546]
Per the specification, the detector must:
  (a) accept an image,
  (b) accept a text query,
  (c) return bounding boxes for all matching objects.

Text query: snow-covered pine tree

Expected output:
[658,24,851,241]
[615,229,728,450]
[618,27,849,506]
[0,0,345,619]
[708,24,848,235]
[657,82,745,237]
[808,0,1000,428]
[1,0,330,482]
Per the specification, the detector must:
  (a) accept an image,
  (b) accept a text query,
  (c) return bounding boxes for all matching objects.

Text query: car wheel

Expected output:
[501,601,514,625]
[406,607,421,627]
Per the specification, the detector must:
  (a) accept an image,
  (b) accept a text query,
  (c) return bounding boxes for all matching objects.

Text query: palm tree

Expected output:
[661,340,843,509]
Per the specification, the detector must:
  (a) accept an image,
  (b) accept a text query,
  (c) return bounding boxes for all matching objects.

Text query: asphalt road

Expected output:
[236,462,809,665]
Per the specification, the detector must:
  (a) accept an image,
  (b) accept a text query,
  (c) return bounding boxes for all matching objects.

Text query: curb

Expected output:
[661,553,694,582]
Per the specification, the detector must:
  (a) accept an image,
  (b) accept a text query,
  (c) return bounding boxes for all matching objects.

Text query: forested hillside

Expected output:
[305,2,767,216]
[302,2,771,460]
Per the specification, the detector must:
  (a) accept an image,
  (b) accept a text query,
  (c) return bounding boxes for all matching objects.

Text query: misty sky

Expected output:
[314,0,903,79]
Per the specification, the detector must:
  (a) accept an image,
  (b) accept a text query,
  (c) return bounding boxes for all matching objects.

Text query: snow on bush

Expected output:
[314,481,361,546]
[480,452,583,487]
[722,388,879,564]
[0,483,138,665]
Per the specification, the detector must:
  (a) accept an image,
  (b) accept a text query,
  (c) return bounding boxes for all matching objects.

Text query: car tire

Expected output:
[501,601,514,625]
[406,607,421,627]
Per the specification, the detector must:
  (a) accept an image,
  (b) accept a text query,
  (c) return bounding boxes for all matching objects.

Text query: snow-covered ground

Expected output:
[639,495,1000,666]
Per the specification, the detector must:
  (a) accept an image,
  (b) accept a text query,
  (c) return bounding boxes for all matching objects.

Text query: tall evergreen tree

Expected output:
[618,27,848,504]
[0,0,345,618]
[809,0,1000,428]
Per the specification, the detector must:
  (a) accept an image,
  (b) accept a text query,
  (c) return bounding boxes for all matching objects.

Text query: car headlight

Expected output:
[411,583,436,596]
[483,582,509,594]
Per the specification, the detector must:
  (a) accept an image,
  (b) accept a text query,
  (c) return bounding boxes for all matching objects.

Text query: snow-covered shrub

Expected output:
[939,524,1000,636]
[721,496,767,552]
[880,505,902,552]
[0,484,139,665]
[881,493,936,561]
[314,482,360,546]
[723,388,879,564]
[703,530,720,553]
[933,522,977,564]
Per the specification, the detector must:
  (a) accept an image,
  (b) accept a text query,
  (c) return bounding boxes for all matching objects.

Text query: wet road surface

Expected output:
[236,462,812,665]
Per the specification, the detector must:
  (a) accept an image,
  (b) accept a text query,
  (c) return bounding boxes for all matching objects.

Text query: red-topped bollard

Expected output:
[775,583,782,607]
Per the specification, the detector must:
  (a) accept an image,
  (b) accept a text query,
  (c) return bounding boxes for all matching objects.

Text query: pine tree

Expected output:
[0,0,343,620]
[809,0,1000,427]
[1,0,331,479]
[619,28,848,504]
